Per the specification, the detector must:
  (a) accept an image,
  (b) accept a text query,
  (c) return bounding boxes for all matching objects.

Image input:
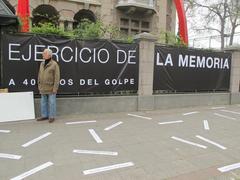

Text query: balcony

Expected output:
[67,0,101,6]
[116,0,156,15]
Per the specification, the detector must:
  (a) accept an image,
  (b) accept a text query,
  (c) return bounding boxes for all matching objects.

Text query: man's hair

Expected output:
[44,48,53,57]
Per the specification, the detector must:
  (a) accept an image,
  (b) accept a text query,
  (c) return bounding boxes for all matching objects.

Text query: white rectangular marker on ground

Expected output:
[10,161,53,180]
[0,153,21,160]
[211,107,225,110]
[221,109,240,115]
[0,92,35,123]
[127,113,152,120]
[104,121,123,131]
[88,129,103,143]
[0,130,10,133]
[218,162,240,172]
[182,111,199,116]
[66,120,96,125]
[171,136,207,149]
[158,120,183,125]
[214,113,236,120]
[22,132,52,147]
[73,149,118,156]
[203,120,210,130]
[83,162,134,175]
[196,135,227,150]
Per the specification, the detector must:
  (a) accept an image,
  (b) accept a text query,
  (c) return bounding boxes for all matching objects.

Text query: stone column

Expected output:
[59,21,64,30]
[68,21,73,31]
[225,46,240,104]
[134,32,158,110]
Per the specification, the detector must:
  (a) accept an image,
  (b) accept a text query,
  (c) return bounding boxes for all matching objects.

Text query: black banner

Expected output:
[1,34,139,94]
[153,46,231,92]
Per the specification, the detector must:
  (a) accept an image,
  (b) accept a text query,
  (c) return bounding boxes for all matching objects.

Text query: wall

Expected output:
[33,33,240,117]
[34,92,230,117]
[8,0,175,34]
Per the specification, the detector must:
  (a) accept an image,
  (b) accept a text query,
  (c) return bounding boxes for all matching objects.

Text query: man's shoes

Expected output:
[49,118,55,123]
[37,117,48,121]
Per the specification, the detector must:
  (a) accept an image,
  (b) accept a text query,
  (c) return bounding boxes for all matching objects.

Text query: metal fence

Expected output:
[189,33,240,49]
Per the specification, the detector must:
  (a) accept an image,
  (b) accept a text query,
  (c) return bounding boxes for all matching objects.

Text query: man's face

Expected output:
[42,50,51,60]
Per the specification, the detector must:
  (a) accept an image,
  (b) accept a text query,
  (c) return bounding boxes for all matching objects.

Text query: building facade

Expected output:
[8,0,176,35]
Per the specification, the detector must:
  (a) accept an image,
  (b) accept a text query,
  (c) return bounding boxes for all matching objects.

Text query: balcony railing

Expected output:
[116,0,156,14]
[67,0,101,6]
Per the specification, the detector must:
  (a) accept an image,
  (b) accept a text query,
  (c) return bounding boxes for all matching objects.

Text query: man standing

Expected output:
[37,49,60,123]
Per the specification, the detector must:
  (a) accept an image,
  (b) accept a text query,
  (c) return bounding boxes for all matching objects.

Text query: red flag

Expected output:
[17,0,30,32]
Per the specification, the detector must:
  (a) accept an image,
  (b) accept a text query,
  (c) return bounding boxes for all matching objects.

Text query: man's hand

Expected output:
[52,90,57,94]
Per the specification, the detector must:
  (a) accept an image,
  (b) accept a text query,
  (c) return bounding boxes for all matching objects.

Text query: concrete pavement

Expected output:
[1,105,240,179]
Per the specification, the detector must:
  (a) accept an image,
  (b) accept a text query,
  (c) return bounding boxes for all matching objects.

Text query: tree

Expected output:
[228,0,240,45]
[185,0,240,49]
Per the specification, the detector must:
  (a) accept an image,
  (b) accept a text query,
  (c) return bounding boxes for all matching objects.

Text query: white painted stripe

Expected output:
[196,135,227,150]
[218,162,240,172]
[211,107,225,110]
[182,111,199,116]
[214,113,236,120]
[158,120,183,125]
[83,162,134,175]
[10,161,53,180]
[88,129,103,143]
[221,109,240,115]
[104,121,123,131]
[171,136,207,149]
[73,149,118,156]
[0,153,21,160]
[127,113,152,120]
[0,130,10,133]
[22,132,52,147]
[203,120,210,130]
[66,120,96,125]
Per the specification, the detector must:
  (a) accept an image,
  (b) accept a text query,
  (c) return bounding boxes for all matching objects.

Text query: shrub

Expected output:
[73,19,104,39]
[158,31,187,47]
[31,22,65,36]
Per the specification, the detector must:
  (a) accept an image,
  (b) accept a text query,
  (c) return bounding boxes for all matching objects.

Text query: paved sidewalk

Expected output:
[1,105,240,180]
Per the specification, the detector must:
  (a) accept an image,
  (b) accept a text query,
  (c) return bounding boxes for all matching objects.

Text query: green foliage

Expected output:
[116,33,134,43]
[102,23,134,43]
[73,19,104,39]
[158,31,187,47]
[124,36,134,43]
[32,13,60,26]
[30,20,134,43]
[104,24,120,40]
[31,22,65,36]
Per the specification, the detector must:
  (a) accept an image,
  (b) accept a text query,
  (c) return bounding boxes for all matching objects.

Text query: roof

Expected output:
[0,0,18,25]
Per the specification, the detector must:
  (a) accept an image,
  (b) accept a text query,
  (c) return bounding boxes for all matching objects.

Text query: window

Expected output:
[120,18,129,26]
[142,21,149,29]
[120,17,150,35]
[131,20,139,28]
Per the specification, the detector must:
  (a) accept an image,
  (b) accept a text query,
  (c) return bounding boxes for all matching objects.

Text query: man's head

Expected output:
[42,49,52,60]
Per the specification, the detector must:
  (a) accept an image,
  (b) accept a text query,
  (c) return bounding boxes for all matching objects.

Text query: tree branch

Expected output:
[204,26,221,33]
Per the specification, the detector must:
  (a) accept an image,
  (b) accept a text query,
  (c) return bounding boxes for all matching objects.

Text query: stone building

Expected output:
[7,0,176,35]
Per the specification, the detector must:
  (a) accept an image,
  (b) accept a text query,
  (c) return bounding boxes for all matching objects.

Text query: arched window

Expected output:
[32,5,59,26]
[73,9,96,29]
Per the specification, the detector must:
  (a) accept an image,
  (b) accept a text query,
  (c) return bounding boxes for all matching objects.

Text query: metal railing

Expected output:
[189,33,240,49]
[117,0,155,7]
